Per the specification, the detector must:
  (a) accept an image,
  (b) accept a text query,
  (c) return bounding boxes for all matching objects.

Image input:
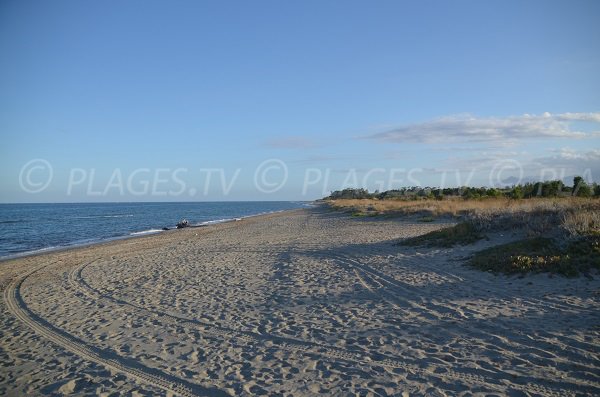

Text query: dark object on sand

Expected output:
[176,219,189,229]
[162,227,170,231]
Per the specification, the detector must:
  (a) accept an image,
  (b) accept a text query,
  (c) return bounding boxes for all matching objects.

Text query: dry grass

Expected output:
[561,209,600,236]
[326,197,600,276]
[326,197,600,236]
[328,197,593,216]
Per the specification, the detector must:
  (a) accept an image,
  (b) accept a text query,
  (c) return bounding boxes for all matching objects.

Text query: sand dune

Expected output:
[1,208,598,396]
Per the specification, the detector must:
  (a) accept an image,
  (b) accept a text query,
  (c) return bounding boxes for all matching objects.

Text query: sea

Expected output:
[0,201,308,259]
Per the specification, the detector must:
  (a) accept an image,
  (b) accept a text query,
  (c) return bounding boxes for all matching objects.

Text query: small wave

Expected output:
[198,218,234,226]
[242,210,283,219]
[0,238,100,260]
[73,214,134,219]
[197,210,286,226]
[129,229,163,236]
[20,246,58,254]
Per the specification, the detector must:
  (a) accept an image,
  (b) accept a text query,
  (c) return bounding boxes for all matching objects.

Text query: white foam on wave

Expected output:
[198,218,234,226]
[0,236,109,261]
[194,209,289,226]
[129,229,164,236]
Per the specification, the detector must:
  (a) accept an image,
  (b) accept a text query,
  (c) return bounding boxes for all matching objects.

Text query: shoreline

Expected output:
[0,207,307,264]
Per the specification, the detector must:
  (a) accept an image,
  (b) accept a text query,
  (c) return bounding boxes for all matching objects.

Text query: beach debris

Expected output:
[176,219,189,229]
[162,227,170,231]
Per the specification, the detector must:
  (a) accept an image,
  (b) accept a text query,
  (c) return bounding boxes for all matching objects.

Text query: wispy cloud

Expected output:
[263,136,317,149]
[443,150,527,170]
[364,112,600,144]
[534,147,600,166]
[526,148,600,182]
[441,147,600,183]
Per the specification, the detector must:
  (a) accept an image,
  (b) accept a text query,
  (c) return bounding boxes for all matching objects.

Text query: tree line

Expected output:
[326,176,599,200]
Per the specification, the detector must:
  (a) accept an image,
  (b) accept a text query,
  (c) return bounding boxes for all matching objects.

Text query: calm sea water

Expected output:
[0,202,307,258]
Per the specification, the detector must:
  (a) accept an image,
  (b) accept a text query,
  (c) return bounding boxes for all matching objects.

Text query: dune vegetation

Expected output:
[324,182,600,276]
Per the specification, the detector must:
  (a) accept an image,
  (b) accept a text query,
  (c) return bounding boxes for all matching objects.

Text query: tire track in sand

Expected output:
[71,258,542,392]
[69,260,423,372]
[331,253,597,397]
[4,263,227,397]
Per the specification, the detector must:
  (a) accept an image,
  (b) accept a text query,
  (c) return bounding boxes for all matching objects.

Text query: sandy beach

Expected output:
[1,207,598,396]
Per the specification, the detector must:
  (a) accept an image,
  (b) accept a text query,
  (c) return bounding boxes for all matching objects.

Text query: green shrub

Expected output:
[470,236,600,276]
[510,185,524,199]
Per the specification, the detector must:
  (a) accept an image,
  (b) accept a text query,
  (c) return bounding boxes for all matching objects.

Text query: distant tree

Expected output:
[577,184,592,197]
[572,176,591,197]
[521,183,536,198]
[549,180,563,197]
[532,182,543,197]
[572,176,584,195]
[442,188,457,196]
[486,188,502,198]
[510,185,524,199]
[326,177,598,202]
[328,188,371,199]
[536,180,562,197]
[378,189,404,200]
[572,176,592,198]
[462,187,481,200]
[432,189,446,200]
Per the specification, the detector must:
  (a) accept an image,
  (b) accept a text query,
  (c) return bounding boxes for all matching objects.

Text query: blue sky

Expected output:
[1,0,599,202]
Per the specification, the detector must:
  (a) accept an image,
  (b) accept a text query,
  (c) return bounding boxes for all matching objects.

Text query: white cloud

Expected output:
[527,148,600,183]
[553,113,600,122]
[409,147,600,185]
[365,112,600,144]
[443,150,527,169]
[535,147,600,164]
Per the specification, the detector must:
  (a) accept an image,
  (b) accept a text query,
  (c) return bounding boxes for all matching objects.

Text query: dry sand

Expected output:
[0,207,598,396]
